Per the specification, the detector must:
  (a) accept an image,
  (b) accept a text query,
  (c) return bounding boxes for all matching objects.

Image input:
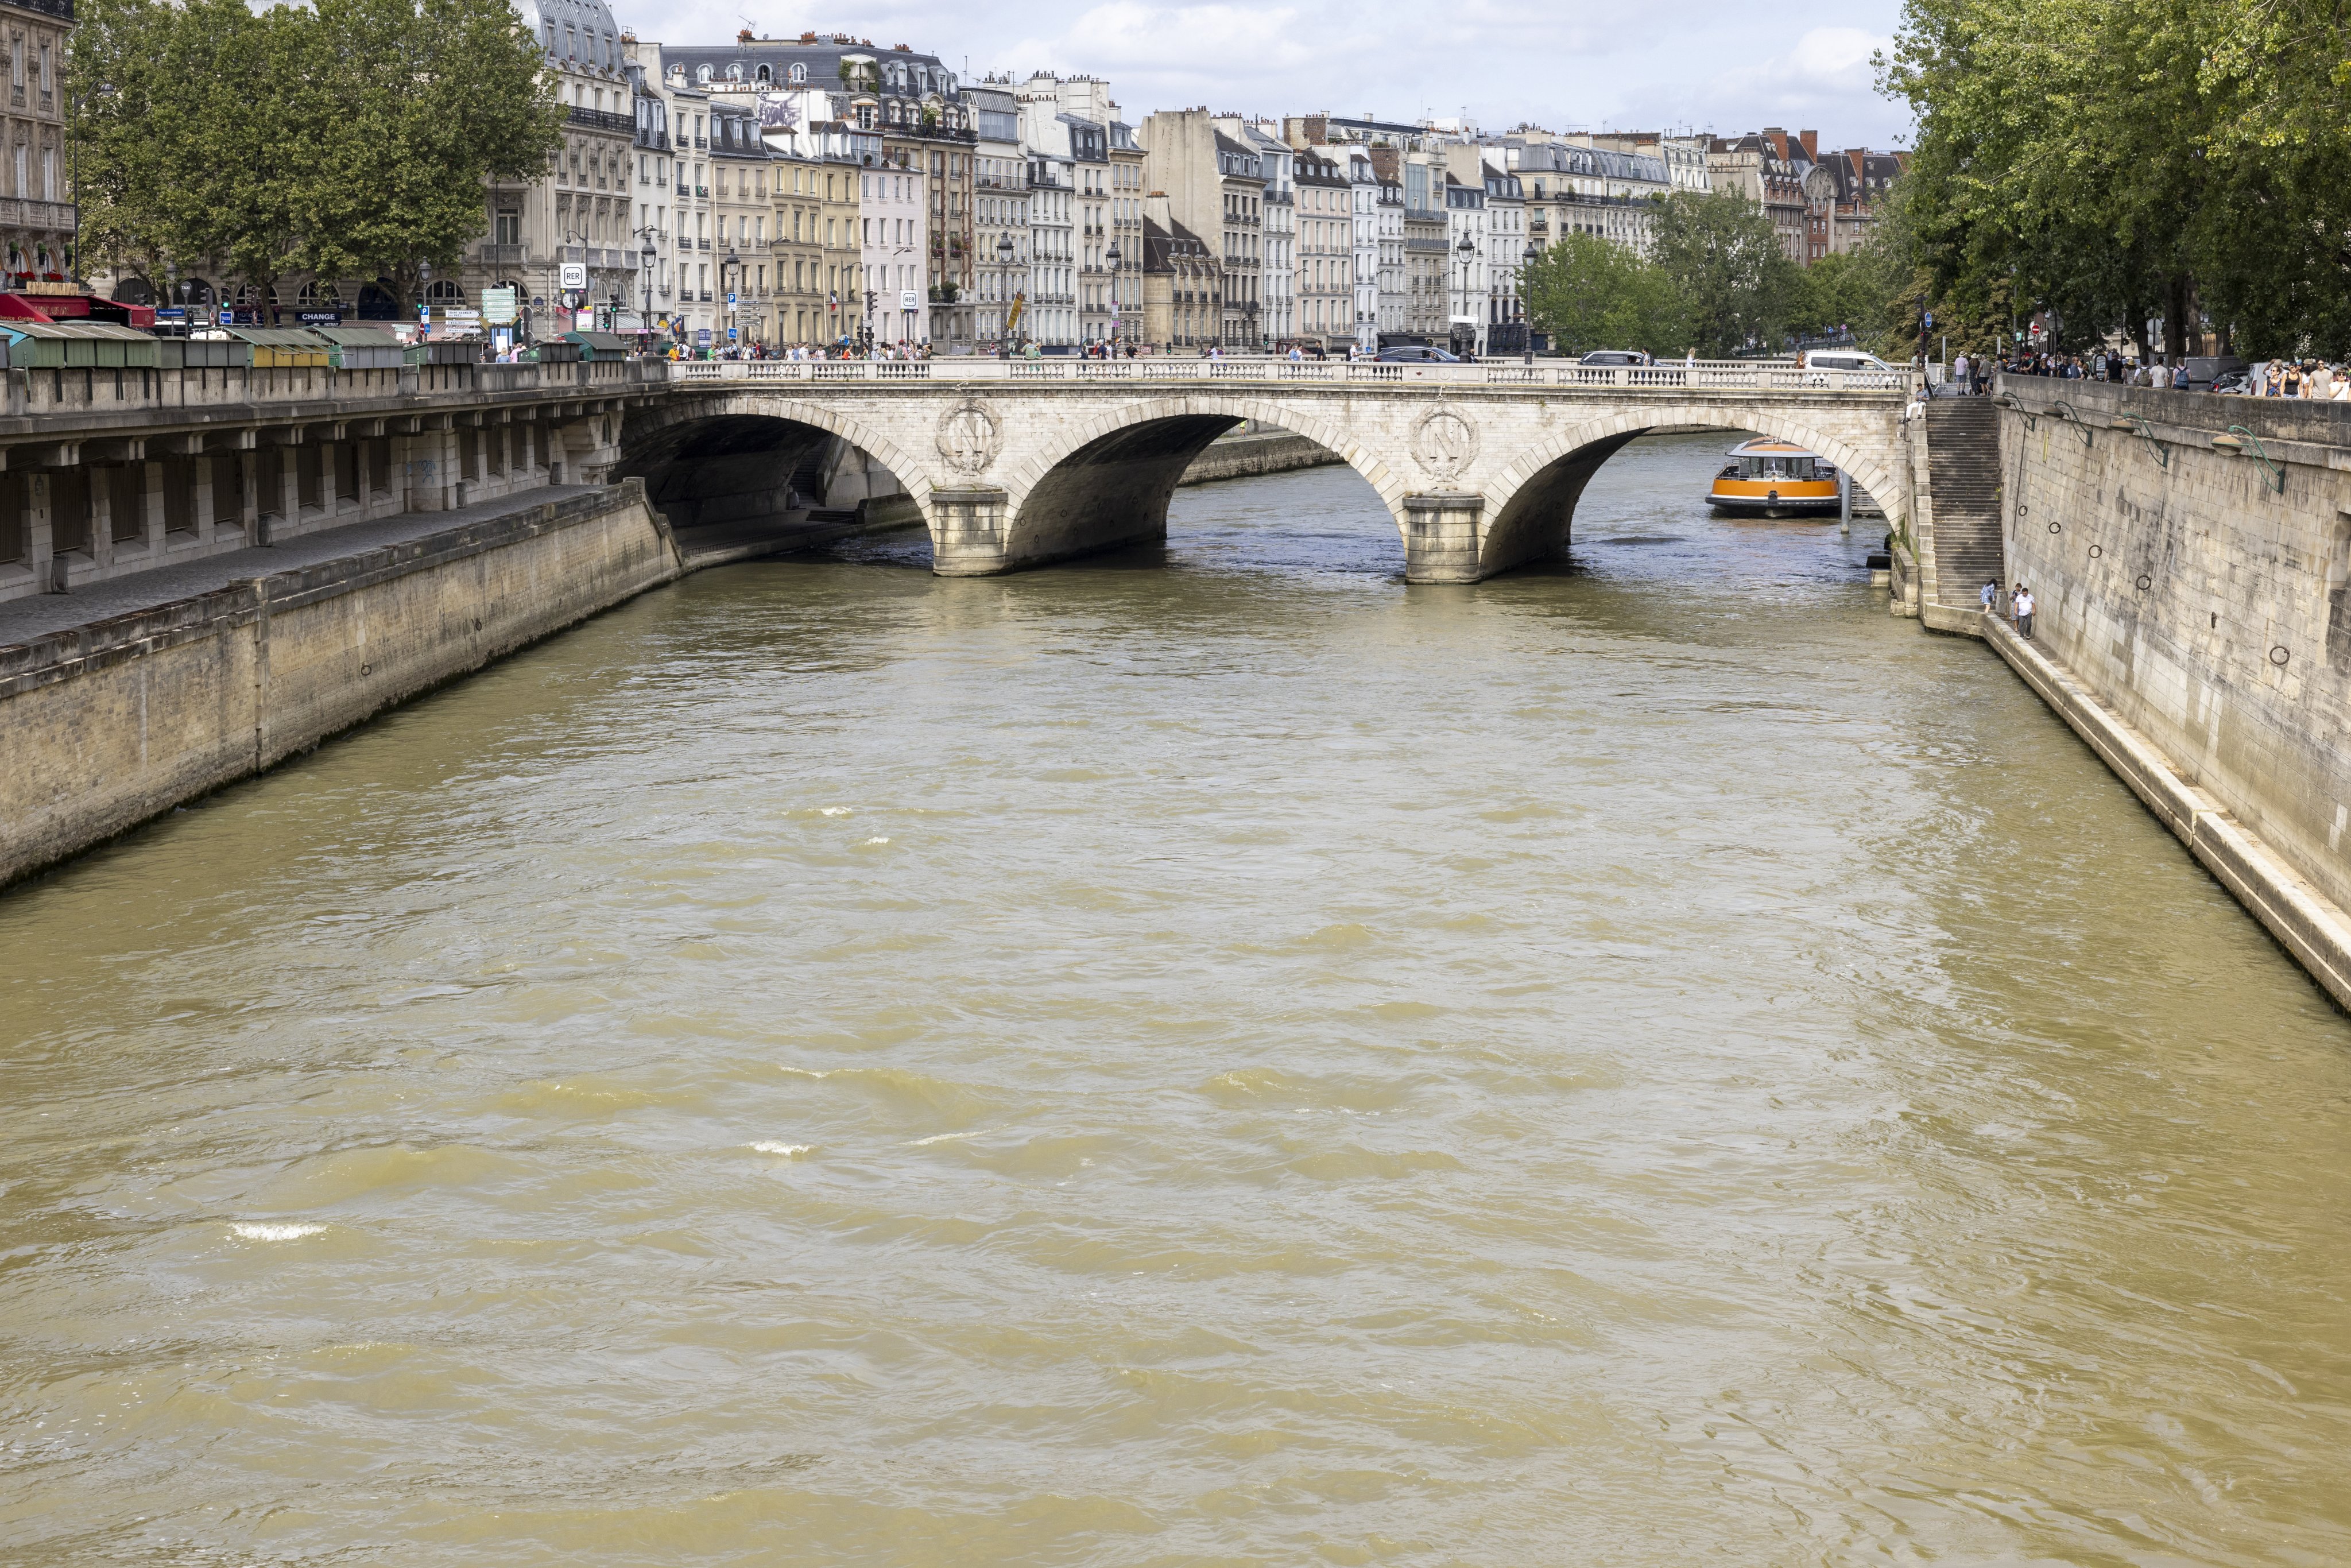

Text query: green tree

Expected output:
[69,0,309,301]
[1879,0,2351,359]
[1648,190,1804,355]
[1523,231,1689,357]
[68,0,559,316]
[295,0,564,315]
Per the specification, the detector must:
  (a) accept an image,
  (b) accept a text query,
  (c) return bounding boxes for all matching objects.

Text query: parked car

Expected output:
[2176,355,2247,392]
[2209,368,2253,395]
[1374,345,1461,363]
[1577,349,1652,366]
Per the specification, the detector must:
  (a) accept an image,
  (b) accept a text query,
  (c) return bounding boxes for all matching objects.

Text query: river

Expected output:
[4,432,2348,1566]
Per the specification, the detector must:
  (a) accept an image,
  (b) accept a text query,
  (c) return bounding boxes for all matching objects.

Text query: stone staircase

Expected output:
[1925,399,2004,610]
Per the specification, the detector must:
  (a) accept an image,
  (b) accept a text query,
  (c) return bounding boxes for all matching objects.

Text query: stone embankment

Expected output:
[0,483,681,887]
[1980,377,2351,1008]
[1178,425,1343,485]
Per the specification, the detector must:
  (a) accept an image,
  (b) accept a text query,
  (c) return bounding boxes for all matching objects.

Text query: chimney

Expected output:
[1799,129,1818,160]
[1145,191,1171,233]
[1368,145,1401,181]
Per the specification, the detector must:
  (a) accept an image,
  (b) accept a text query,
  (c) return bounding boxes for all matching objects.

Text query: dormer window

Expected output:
[788,63,807,84]
[727,64,742,82]
[696,65,711,83]
[756,63,770,83]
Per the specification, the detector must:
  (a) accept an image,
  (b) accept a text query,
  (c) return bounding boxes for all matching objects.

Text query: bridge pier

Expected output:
[928,486,1010,576]
[1402,493,1485,583]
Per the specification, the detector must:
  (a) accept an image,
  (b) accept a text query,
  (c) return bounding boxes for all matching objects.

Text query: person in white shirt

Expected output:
[2013,584,2036,639]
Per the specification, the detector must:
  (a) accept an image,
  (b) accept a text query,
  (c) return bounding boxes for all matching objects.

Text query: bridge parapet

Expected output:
[668,358,1914,396]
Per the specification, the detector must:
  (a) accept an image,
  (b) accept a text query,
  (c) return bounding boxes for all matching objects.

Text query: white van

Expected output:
[1801,350,1895,375]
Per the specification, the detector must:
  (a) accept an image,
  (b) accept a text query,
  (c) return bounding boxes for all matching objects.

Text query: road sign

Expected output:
[899,289,919,311]
[482,287,518,326]
[218,308,234,327]
[559,262,588,291]
[727,292,738,307]
[696,328,712,345]
[296,309,342,326]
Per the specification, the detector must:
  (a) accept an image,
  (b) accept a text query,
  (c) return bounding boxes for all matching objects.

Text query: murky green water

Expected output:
[5,433,2348,1566]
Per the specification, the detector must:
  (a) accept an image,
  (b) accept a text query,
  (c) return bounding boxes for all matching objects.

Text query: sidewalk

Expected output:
[0,486,607,650]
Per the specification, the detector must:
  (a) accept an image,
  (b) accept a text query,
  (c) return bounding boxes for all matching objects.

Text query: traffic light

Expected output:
[866,291,877,314]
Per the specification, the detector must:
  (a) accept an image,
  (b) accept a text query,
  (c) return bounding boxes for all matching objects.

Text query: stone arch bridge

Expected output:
[622,359,1913,583]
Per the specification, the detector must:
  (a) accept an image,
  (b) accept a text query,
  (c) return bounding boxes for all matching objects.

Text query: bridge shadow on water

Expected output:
[807,429,1887,611]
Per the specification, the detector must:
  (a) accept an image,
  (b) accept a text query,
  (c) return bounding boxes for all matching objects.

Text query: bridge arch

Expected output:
[617,394,943,537]
[994,394,1412,571]
[1481,405,1905,577]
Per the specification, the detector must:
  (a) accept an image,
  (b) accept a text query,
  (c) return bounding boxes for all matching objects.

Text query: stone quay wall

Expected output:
[0,482,680,888]
[1997,377,2351,997]
[1178,426,1344,485]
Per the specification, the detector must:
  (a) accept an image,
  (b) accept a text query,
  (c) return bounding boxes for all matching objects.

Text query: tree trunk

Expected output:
[2165,272,2191,359]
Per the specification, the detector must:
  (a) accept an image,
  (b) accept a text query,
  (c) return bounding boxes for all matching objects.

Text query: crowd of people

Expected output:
[1938,347,2351,398]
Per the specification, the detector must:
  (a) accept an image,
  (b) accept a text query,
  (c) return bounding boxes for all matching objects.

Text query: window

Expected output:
[495,210,520,245]
[564,24,575,57]
[38,40,48,92]
[7,34,18,90]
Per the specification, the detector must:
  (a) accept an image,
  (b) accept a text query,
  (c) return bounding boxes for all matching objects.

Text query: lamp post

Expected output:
[725,246,740,351]
[1454,233,1475,357]
[1104,239,1122,350]
[1520,241,1539,361]
[417,260,433,336]
[635,227,658,351]
[996,233,1015,354]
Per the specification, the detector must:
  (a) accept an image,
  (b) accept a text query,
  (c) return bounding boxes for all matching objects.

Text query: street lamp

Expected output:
[417,260,433,334]
[1520,242,1540,361]
[1105,240,1122,349]
[1454,234,1475,356]
[995,234,1016,353]
[636,227,658,350]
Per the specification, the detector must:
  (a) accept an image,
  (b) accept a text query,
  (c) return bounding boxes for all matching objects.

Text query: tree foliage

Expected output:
[1522,231,1688,356]
[1880,0,2351,357]
[1648,191,1806,356]
[1525,192,1823,358]
[70,0,561,312]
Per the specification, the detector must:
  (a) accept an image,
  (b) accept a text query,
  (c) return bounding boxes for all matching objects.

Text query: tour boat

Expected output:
[1707,437,1842,517]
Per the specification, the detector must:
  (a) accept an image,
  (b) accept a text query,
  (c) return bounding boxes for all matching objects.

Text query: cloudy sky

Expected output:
[614,0,1915,149]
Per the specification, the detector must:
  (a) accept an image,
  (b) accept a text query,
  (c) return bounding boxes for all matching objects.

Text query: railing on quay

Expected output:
[662,357,1913,393]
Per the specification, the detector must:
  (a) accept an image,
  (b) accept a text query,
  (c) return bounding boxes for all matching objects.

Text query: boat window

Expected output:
[1739,456,1817,479]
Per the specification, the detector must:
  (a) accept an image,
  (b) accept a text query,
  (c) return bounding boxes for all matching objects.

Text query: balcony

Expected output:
[695,186,709,199]
[675,184,690,198]
[566,104,635,135]
[694,136,707,149]
[700,291,713,302]
[0,196,72,233]
[698,238,712,250]
[479,243,528,265]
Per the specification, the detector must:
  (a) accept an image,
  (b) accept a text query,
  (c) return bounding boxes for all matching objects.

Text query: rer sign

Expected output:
[558,262,588,291]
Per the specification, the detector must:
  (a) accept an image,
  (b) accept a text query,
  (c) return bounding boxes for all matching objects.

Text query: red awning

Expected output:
[0,292,54,322]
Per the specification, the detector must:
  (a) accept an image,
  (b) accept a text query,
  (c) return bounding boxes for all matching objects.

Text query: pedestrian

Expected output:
[1980,578,1998,617]
[2014,583,2035,640]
